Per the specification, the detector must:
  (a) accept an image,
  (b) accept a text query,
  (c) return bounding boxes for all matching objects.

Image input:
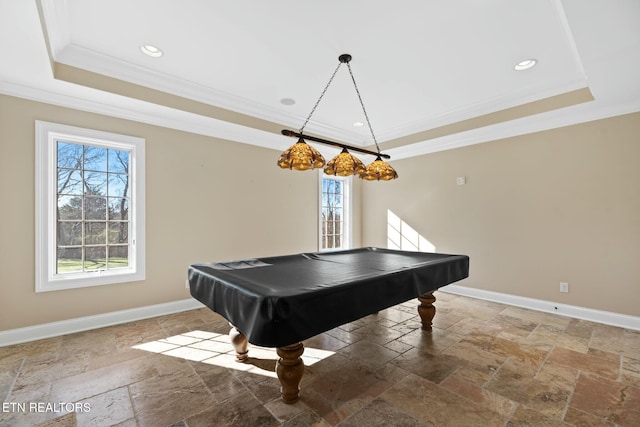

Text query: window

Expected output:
[319,176,351,251]
[35,121,145,291]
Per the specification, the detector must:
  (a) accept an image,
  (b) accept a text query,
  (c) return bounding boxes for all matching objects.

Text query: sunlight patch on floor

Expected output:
[133,330,335,379]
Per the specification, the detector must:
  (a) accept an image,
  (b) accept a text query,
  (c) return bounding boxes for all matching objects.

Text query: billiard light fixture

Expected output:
[278,54,398,181]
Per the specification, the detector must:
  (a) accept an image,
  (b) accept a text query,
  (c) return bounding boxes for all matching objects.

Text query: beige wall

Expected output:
[0,94,348,330]
[1,91,637,330]
[362,112,640,317]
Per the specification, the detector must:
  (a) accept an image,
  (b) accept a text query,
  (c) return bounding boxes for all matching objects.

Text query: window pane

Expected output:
[320,177,349,251]
[108,222,128,244]
[85,197,107,220]
[108,246,129,268]
[322,192,329,208]
[57,247,82,273]
[334,192,342,207]
[85,222,106,245]
[84,146,108,171]
[58,222,82,245]
[57,169,83,195]
[108,198,128,220]
[58,196,82,220]
[57,142,83,169]
[85,246,106,271]
[108,149,129,173]
[85,171,107,196]
[326,179,334,193]
[108,173,129,197]
[38,122,145,291]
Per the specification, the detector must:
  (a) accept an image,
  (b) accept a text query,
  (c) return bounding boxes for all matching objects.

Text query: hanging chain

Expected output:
[299,62,344,134]
[299,56,382,155]
[346,62,381,154]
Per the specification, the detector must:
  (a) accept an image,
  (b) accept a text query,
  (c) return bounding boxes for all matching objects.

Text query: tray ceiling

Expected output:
[1,0,639,159]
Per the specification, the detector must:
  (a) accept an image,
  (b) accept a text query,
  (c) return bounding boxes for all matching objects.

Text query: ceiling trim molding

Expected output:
[2,79,638,163]
[549,0,587,77]
[54,44,370,146]
[387,99,640,161]
[55,44,590,148]
[39,0,590,148]
[375,78,589,143]
[36,0,71,58]
[56,44,299,125]
[376,87,594,151]
[27,0,639,160]
[0,80,288,152]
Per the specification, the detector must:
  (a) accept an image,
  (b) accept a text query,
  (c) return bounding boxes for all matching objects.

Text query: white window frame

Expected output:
[318,174,352,251]
[35,121,145,292]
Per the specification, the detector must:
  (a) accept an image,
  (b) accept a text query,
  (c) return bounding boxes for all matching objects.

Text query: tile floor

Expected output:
[1,292,640,427]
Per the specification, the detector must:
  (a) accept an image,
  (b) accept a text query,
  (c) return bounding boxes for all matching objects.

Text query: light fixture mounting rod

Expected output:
[281,129,391,159]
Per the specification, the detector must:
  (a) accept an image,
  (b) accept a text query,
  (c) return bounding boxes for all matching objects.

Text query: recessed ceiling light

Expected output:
[140,44,163,58]
[280,98,296,106]
[514,59,537,71]
[353,121,364,127]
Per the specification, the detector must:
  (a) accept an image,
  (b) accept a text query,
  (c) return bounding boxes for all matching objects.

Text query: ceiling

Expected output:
[1,0,639,160]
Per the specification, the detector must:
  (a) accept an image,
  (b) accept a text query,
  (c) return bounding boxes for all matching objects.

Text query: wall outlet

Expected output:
[559,282,569,293]
[185,279,190,289]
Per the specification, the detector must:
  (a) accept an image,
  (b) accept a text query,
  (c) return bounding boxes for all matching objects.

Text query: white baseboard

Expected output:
[2,287,639,347]
[441,285,640,331]
[0,299,205,347]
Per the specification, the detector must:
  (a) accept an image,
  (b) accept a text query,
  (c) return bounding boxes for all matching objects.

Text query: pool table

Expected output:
[188,247,469,403]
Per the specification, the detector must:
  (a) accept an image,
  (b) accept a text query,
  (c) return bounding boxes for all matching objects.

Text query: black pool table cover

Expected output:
[188,247,469,347]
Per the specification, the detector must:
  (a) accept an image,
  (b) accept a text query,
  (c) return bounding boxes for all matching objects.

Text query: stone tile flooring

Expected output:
[1,292,639,426]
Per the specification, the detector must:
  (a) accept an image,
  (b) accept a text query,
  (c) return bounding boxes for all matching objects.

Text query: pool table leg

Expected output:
[276,342,305,404]
[417,291,436,331]
[229,324,249,362]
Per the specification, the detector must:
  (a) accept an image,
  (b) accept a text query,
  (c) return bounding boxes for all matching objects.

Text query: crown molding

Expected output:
[56,42,590,148]
[3,78,638,164]
[387,98,640,161]
[549,0,587,78]
[55,44,369,146]
[36,0,71,58]
[376,77,589,143]
[56,44,297,125]
[0,80,289,152]
[36,0,591,148]
[36,0,371,143]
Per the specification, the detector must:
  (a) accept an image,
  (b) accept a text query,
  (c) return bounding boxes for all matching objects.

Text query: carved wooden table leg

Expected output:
[276,342,304,404]
[417,291,437,331]
[229,324,248,362]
